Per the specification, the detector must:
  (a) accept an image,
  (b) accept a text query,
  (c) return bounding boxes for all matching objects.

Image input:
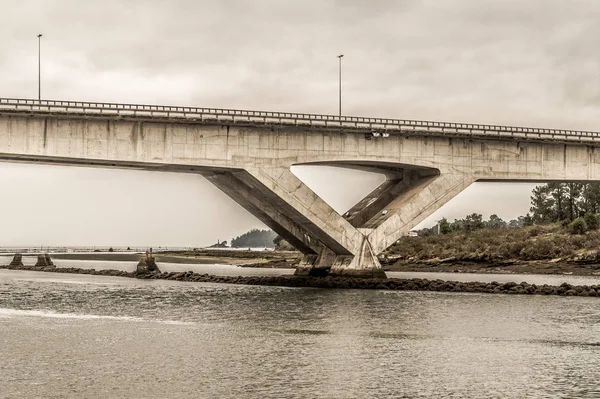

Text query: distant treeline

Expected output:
[530,183,600,224]
[418,213,531,236]
[231,229,277,248]
[420,182,600,236]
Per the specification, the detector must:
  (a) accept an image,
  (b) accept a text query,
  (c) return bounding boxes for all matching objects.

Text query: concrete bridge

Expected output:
[1,98,600,278]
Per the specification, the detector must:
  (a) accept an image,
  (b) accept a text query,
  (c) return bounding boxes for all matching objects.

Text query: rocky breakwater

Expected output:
[1,263,600,297]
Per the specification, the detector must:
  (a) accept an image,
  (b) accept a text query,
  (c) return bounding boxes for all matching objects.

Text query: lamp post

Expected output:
[37,34,42,101]
[337,54,344,119]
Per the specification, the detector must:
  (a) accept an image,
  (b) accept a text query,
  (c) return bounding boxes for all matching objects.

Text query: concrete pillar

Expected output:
[9,253,24,266]
[136,250,160,273]
[245,166,386,278]
[35,253,54,267]
[204,164,472,279]
[203,170,322,256]
[368,172,474,254]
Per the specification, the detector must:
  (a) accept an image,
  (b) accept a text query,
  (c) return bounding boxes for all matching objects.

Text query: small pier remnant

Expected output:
[136,248,160,274]
[9,253,24,266]
[35,253,55,267]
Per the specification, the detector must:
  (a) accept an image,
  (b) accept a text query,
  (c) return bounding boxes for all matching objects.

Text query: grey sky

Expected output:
[1,0,597,246]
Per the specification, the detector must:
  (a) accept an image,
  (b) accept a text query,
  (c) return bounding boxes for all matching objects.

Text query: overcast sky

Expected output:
[2,0,598,246]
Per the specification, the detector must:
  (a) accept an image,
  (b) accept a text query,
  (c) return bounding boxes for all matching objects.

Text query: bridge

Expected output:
[1,98,599,278]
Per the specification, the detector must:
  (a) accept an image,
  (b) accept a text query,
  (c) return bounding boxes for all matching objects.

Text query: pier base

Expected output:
[294,244,387,279]
[136,251,160,274]
[9,254,24,266]
[35,254,54,267]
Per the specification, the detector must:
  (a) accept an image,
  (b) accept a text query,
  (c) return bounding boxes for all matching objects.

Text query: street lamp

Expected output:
[338,54,344,119]
[37,34,42,101]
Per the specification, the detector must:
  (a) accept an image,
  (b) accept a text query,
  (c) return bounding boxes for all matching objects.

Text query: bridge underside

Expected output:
[6,108,597,278]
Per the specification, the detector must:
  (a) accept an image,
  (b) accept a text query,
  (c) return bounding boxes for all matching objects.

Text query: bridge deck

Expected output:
[1,97,599,144]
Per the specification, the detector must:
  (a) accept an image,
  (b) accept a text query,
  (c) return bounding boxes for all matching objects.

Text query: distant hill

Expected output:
[231,229,277,248]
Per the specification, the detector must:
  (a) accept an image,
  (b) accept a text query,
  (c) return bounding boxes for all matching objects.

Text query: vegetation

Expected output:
[267,183,600,263]
[207,240,228,248]
[418,213,532,236]
[273,235,295,251]
[386,183,600,262]
[231,229,278,248]
[530,183,600,224]
[387,223,600,262]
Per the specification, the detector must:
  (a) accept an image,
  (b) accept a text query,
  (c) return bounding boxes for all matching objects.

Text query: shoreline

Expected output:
[6,250,600,276]
[1,264,599,297]
[383,259,600,276]
[2,250,300,267]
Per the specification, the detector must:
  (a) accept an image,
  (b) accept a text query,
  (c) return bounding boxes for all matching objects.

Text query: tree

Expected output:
[529,183,600,224]
[463,213,484,232]
[438,218,451,234]
[231,229,278,248]
[486,214,507,229]
[548,183,569,221]
[584,213,599,230]
[581,184,600,214]
[565,183,584,220]
[508,219,522,229]
[530,184,554,223]
[519,214,534,226]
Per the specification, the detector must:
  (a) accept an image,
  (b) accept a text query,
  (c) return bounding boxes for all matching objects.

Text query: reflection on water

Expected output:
[387,270,600,287]
[1,268,600,398]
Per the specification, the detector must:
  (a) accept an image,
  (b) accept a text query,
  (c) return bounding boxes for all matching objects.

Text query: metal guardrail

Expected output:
[1,97,599,143]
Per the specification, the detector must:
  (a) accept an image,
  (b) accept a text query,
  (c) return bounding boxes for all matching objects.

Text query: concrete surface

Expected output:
[1,110,599,277]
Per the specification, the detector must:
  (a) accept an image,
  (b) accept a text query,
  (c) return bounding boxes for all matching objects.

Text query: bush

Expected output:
[570,217,588,235]
[519,239,557,260]
[584,213,599,230]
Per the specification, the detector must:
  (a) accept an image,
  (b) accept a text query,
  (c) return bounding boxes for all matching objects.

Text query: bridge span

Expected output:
[1,98,600,278]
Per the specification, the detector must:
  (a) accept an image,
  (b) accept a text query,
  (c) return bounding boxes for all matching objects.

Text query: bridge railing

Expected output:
[1,97,599,142]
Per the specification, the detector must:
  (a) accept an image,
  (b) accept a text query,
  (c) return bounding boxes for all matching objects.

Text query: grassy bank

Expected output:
[382,223,600,275]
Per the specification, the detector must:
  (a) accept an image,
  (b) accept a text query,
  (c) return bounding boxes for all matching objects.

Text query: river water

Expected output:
[1,257,600,398]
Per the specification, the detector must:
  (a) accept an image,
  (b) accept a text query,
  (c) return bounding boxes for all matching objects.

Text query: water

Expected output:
[1,263,600,398]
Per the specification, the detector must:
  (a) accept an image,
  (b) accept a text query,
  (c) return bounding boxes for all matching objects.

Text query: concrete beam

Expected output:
[368,172,474,255]
[203,169,322,255]
[344,168,440,229]
[246,166,363,256]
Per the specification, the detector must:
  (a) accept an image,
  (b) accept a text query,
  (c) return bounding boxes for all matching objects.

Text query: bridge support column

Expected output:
[367,172,475,255]
[205,166,387,278]
[204,165,471,279]
[9,254,24,266]
[328,232,386,278]
[246,166,389,278]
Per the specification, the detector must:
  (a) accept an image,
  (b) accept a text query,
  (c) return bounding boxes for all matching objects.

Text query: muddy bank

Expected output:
[159,249,301,266]
[11,251,600,276]
[382,259,600,276]
[2,264,599,297]
[21,251,295,265]
[240,259,296,268]
[29,253,222,264]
